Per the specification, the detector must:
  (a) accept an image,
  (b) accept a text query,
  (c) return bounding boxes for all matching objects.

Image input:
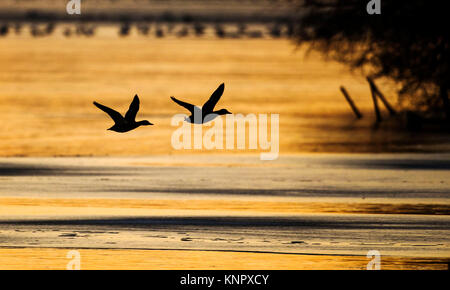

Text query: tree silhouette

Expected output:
[294,0,449,121]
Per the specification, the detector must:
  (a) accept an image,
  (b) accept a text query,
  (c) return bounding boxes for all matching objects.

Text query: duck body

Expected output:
[93,95,153,133]
[184,108,232,124]
[170,83,231,124]
[108,120,152,133]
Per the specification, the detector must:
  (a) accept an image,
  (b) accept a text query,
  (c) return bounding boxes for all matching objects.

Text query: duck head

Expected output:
[214,109,232,115]
[138,120,154,126]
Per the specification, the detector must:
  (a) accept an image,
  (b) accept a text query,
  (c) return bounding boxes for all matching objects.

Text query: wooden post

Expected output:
[369,81,382,122]
[367,77,397,116]
[340,86,363,119]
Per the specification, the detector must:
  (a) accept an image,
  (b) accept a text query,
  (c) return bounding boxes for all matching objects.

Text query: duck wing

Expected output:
[170,96,196,115]
[93,101,124,123]
[125,95,140,122]
[202,83,224,113]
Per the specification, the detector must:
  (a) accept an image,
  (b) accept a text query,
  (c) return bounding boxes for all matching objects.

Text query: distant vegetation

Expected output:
[0,0,297,38]
[293,0,450,122]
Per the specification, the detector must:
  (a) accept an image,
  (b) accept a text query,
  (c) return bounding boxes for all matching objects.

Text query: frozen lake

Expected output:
[0,154,449,269]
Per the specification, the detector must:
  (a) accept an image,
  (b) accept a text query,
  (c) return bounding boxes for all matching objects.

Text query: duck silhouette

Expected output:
[93,95,153,132]
[170,83,232,124]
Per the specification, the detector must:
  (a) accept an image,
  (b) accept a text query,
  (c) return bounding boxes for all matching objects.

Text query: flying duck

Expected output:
[93,95,153,133]
[170,83,232,124]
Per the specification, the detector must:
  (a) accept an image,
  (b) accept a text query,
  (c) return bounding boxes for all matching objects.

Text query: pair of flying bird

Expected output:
[93,83,231,133]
